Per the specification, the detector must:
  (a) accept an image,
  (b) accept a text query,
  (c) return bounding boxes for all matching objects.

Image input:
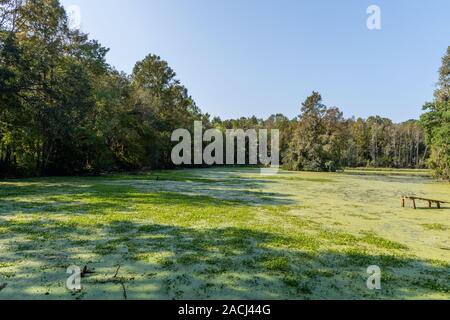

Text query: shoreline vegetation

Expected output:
[1,1,449,180]
[0,166,435,181]
[342,168,433,177]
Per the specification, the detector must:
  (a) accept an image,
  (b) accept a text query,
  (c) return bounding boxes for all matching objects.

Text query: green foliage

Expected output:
[281,93,426,172]
[283,92,344,171]
[421,100,450,180]
[0,0,201,177]
[130,54,202,169]
[420,47,450,180]
[0,0,440,177]
[435,46,450,103]
[0,0,110,176]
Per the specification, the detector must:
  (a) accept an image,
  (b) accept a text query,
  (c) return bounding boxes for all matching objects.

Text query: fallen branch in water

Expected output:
[121,282,128,300]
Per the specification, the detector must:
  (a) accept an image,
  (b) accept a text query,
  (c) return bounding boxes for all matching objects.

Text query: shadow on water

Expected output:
[0,175,297,217]
[0,219,448,300]
[0,170,448,299]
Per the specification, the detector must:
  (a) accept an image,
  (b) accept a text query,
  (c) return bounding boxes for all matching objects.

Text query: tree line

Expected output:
[210,98,427,172]
[0,0,203,177]
[0,0,449,180]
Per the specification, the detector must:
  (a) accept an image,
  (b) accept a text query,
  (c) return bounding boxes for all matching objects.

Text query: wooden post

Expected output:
[437,202,441,209]
[428,201,432,208]
[402,197,405,208]
[413,199,417,210]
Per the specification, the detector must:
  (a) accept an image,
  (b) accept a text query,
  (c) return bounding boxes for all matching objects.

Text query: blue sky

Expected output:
[61,0,449,122]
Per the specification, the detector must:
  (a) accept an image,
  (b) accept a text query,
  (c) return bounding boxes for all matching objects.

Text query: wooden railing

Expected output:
[401,196,448,209]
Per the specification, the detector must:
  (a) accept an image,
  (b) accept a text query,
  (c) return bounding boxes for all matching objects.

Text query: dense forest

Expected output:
[212,98,427,172]
[1,0,449,179]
